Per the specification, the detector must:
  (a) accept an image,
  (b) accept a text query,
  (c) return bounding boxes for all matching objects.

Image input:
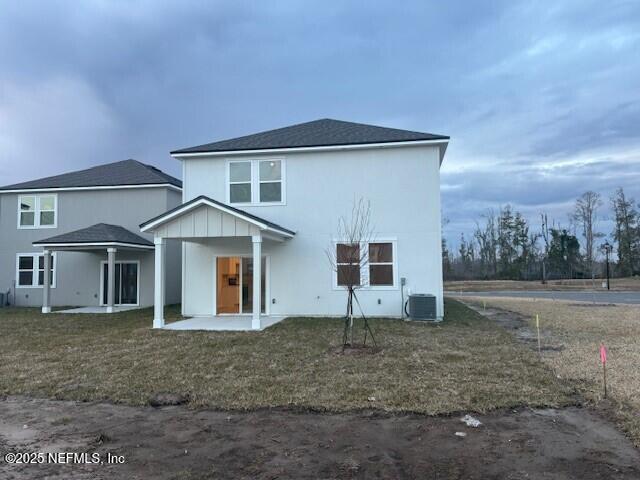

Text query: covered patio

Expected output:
[140,195,295,330]
[33,223,155,314]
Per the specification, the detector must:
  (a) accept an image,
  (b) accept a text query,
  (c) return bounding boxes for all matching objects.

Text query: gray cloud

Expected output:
[0,0,639,245]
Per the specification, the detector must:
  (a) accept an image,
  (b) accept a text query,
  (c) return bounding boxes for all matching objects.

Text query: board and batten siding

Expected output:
[153,205,261,239]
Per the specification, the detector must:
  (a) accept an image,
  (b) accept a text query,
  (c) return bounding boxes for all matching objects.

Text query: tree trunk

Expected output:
[348,287,354,345]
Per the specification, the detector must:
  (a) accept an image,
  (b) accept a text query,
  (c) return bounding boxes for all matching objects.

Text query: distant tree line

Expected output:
[443,187,640,281]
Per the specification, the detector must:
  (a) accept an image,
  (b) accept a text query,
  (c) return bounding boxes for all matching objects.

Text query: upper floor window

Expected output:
[227,159,284,205]
[16,253,57,288]
[18,194,57,228]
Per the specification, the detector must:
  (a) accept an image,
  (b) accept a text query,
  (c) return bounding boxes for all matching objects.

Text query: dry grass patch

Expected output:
[461,296,640,446]
[0,300,572,414]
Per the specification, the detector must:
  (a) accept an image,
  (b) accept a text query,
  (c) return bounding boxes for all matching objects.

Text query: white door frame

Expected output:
[99,260,141,307]
[213,255,270,316]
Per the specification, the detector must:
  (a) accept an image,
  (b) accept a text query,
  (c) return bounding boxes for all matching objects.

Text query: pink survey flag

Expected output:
[600,344,607,364]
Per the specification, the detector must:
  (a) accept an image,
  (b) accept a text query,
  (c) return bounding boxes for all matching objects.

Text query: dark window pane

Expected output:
[120,264,138,304]
[103,263,123,304]
[19,271,33,286]
[370,264,394,286]
[337,265,360,286]
[230,183,251,203]
[19,256,33,269]
[260,182,281,202]
[337,243,359,263]
[115,264,121,305]
[241,257,266,314]
[38,256,44,269]
[20,212,34,226]
[40,211,55,226]
[369,243,393,263]
[40,271,53,286]
[102,265,108,304]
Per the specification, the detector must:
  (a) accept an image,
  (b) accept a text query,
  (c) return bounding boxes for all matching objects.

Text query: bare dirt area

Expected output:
[460,296,640,448]
[1,396,639,480]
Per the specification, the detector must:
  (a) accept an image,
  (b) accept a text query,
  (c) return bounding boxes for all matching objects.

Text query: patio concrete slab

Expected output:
[164,315,286,331]
[56,306,142,314]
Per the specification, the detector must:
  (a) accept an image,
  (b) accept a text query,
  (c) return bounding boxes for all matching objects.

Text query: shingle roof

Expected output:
[140,195,295,237]
[0,159,182,191]
[171,118,449,154]
[33,223,154,247]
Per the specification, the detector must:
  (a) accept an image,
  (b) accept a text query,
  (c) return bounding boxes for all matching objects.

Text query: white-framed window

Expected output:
[226,159,285,205]
[16,253,57,288]
[18,194,57,228]
[334,240,397,290]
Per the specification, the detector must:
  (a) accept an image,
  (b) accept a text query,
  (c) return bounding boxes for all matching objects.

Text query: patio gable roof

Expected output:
[33,223,154,250]
[139,195,295,239]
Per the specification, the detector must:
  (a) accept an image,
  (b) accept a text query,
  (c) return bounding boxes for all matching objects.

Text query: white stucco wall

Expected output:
[181,144,444,318]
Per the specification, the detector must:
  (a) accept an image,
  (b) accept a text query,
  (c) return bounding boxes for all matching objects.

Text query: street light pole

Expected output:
[601,241,612,291]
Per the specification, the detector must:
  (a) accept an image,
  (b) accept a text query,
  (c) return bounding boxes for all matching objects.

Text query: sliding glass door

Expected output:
[102,262,139,305]
[216,256,266,314]
[241,257,266,314]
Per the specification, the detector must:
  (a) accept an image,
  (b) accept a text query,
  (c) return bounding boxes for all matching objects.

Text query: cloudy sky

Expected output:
[1,1,638,246]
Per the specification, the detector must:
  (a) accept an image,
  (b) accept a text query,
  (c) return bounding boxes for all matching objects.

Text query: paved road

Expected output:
[446,290,640,305]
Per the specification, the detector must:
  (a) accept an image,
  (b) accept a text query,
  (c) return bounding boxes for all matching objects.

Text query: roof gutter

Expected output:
[0,183,182,194]
[170,138,450,159]
[32,241,155,250]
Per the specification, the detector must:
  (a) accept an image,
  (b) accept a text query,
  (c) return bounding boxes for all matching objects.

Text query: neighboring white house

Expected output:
[141,118,449,330]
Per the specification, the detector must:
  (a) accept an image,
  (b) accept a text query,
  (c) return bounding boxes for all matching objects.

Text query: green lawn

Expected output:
[0,299,573,413]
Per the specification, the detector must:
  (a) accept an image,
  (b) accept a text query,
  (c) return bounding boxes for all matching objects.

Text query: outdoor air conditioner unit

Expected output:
[407,294,437,321]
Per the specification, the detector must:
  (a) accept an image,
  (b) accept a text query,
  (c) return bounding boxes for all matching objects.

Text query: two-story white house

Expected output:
[139,119,449,330]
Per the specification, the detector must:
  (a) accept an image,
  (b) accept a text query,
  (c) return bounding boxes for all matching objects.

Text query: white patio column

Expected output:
[252,234,262,330]
[41,250,51,314]
[153,237,166,329]
[106,247,117,313]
